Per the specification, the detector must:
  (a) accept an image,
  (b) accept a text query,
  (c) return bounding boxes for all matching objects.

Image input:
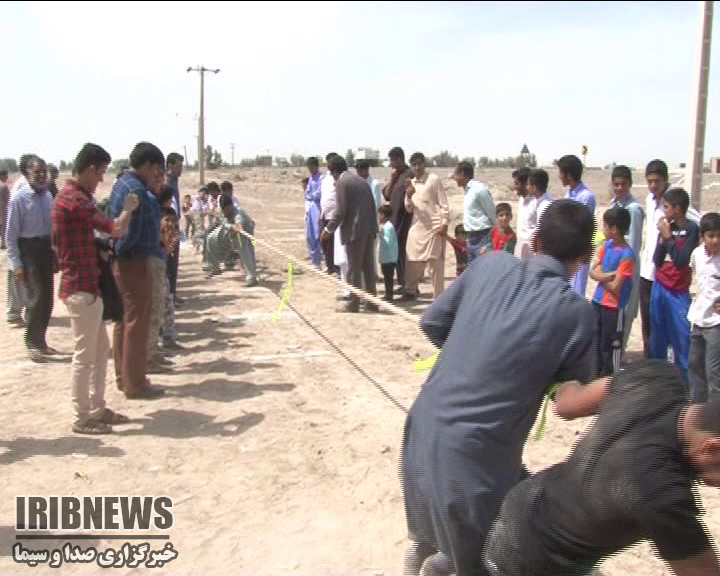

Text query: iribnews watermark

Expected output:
[13,496,177,569]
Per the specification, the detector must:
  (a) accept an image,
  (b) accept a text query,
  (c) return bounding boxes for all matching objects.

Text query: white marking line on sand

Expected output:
[249,351,331,362]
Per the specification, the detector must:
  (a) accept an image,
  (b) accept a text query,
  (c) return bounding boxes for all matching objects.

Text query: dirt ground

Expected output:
[1,166,718,575]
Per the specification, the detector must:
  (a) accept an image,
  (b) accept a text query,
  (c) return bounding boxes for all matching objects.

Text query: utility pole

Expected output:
[186,65,220,185]
[183,145,188,168]
[230,143,235,167]
[687,1,713,211]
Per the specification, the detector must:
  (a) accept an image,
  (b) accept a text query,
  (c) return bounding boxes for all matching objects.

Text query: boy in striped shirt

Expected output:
[590,206,635,375]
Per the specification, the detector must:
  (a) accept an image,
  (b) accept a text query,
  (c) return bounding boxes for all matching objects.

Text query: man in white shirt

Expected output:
[526,169,553,248]
[639,159,671,358]
[512,167,534,259]
[319,153,339,275]
[688,212,720,403]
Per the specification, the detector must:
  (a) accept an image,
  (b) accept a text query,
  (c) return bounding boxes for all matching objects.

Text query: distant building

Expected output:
[274,157,290,168]
[356,147,381,166]
[710,157,720,173]
[257,155,272,167]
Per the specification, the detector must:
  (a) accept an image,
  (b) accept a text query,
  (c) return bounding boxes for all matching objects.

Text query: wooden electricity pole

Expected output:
[187,66,220,185]
[687,1,713,211]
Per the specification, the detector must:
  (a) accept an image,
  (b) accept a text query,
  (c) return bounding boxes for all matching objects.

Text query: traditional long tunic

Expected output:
[404,172,449,262]
[402,253,595,575]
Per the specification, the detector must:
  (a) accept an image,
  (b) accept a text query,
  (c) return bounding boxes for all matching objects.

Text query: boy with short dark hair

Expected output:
[689,212,720,403]
[527,169,553,248]
[378,205,398,302]
[444,224,467,276]
[590,206,635,376]
[490,203,516,254]
[650,187,700,382]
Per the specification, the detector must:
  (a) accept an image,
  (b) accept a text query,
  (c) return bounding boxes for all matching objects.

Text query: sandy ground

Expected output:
[0,166,719,575]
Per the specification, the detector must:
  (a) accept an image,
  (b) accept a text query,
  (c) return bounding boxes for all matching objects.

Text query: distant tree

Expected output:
[59,160,68,171]
[239,158,257,168]
[345,149,355,167]
[205,145,223,169]
[276,157,290,168]
[477,157,489,168]
[112,158,129,173]
[432,150,459,168]
[290,154,305,167]
[514,152,537,169]
[0,158,18,172]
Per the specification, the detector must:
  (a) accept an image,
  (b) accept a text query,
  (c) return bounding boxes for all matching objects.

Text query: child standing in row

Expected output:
[590,206,635,376]
[650,187,700,382]
[688,212,720,402]
[378,205,398,302]
[445,225,468,277]
[489,202,516,254]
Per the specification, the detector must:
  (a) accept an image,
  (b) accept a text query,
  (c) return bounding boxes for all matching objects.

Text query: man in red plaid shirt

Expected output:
[52,143,138,435]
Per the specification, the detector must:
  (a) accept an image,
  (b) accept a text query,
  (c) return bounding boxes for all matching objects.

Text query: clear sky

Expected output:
[3,0,719,168]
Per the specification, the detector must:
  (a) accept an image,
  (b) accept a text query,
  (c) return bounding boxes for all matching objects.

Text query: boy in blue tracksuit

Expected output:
[650,187,700,382]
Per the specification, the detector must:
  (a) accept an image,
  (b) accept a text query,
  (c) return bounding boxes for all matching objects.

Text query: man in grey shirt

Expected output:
[401,199,599,576]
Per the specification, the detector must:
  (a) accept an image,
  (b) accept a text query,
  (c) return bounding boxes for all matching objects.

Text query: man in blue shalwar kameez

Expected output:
[305,157,323,270]
[401,199,601,576]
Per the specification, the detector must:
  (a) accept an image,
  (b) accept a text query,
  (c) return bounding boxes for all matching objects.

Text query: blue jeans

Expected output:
[466,229,491,266]
[649,282,690,383]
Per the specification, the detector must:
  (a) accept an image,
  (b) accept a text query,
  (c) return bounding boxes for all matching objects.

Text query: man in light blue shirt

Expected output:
[453,160,495,265]
[5,155,55,360]
[559,155,596,297]
[609,165,645,348]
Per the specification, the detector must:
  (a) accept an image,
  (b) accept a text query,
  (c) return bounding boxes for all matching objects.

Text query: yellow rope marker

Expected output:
[533,382,563,441]
[415,351,439,373]
[272,260,294,322]
[593,227,605,246]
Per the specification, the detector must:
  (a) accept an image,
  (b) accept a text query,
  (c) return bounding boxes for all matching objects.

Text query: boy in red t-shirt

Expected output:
[445,224,468,276]
[489,202,517,254]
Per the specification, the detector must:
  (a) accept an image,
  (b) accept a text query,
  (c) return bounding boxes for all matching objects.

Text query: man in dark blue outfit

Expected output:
[401,199,600,576]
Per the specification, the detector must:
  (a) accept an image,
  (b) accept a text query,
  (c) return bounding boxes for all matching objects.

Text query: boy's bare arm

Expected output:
[602,271,627,297]
[553,376,611,420]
